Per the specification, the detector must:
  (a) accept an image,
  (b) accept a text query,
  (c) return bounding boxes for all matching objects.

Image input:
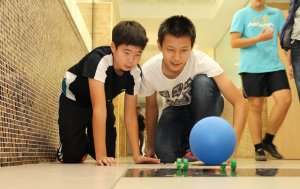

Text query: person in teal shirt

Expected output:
[230,0,292,161]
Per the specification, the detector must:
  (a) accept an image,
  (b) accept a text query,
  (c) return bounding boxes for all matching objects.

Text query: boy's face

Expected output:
[158,34,192,78]
[251,0,265,9]
[111,42,143,74]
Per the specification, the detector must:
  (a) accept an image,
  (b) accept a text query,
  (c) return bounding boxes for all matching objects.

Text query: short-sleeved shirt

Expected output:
[230,5,286,73]
[62,46,142,106]
[140,50,224,107]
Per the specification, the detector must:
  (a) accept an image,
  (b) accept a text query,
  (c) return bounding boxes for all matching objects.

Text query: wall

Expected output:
[0,0,87,166]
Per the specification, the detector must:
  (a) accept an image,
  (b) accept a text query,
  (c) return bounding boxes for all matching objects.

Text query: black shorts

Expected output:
[240,70,290,98]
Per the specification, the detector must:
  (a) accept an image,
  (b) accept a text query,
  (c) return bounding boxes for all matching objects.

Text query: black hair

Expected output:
[158,15,196,47]
[112,21,148,49]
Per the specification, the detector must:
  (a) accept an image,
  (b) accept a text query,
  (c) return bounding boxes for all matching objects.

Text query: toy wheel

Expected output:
[231,158,237,171]
[220,169,227,176]
[231,170,237,176]
[176,169,182,176]
[182,158,189,171]
[176,158,182,170]
[220,163,226,170]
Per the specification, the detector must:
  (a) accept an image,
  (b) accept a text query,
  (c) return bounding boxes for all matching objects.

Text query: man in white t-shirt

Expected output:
[140,15,248,163]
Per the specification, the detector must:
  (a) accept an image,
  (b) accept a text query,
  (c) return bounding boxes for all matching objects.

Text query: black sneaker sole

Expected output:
[262,143,283,159]
[256,156,267,161]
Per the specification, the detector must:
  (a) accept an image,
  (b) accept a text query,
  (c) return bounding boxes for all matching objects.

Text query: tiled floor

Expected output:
[1,158,300,189]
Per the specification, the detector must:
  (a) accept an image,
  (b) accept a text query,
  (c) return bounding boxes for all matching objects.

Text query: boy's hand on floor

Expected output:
[96,156,116,166]
[134,155,160,164]
[145,148,156,158]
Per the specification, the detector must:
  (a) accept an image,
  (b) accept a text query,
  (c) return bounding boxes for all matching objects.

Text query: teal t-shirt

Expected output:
[230,6,285,73]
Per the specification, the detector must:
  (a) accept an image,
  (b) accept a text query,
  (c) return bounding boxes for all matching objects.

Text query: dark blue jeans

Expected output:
[154,74,224,163]
[291,40,300,100]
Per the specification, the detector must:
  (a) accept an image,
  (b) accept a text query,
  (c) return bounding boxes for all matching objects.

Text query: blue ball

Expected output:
[189,116,236,165]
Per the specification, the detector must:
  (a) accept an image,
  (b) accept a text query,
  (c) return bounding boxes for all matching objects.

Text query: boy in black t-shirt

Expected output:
[57,21,160,166]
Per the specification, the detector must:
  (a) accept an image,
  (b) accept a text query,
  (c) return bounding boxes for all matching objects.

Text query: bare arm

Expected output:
[213,73,248,154]
[230,29,273,48]
[124,94,160,164]
[287,50,294,79]
[145,93,159,158]
[89,78,115,166]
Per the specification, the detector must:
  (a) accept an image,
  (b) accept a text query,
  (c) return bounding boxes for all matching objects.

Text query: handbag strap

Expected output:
[294,0,300,13]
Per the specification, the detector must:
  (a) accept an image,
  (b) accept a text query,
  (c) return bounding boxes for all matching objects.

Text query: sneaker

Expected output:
[56,143,63,163]
[262,143,283,159]
[256,168,278,176]
[182,150,198,162]
[255,148,267,161]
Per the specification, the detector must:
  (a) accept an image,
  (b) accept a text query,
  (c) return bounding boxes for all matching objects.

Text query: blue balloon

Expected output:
[189,116,236,165]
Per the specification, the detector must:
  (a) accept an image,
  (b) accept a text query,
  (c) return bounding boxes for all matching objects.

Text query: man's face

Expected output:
[158,34,192,78]
[111,43,143,74]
